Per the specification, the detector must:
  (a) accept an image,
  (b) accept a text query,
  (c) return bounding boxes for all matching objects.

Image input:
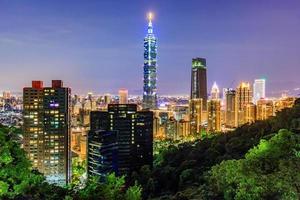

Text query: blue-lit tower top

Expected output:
[143,12,158,110]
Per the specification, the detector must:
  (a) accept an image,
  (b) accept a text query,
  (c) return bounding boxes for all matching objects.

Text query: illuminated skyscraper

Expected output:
[189,98,203,134]
[225,89,238,128]
[104,94,111,105]
[253,79,266,104]
[143,12,158,110]
[244,103,256,124]
[88,104,153,178]
[208,83,221,132]
[257,99,274,120]
[207,99,221,132]
[236,82,253,125]
[23,80,71,185]
[191,58,207,110]
[211,82,220,100]
[236,82,252,111]
[119,88,128,104]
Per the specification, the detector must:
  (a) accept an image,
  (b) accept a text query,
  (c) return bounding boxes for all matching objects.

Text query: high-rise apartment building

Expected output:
[244,103,256,124]
[236,82,253,125]
[253,79,266,104]
[257,99,274,120]
[191,58,208,110]
[143,13,158,110]
[211,82,220,100]
[23,80,71,185]
[119,88,128,104]
[207,99,221,132]
[87,104,153,178]
[189,98,203,134]
[208,83,221,132]
[225,89,238,128]
[177,119,190,138]
[104,94,111,105]
[236,82,252,111]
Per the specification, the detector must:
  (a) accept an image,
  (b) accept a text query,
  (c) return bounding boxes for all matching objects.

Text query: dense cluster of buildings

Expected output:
[13,12,298,186]
[0,91,23,126]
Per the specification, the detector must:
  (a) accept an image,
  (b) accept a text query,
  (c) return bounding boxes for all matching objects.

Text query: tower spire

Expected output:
[143,12,158,110]
[147,12,153,34]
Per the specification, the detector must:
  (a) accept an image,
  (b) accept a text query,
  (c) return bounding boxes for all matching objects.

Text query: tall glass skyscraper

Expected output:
[143,13,158,110]
[191,58,208,110]
[253,79,266,104]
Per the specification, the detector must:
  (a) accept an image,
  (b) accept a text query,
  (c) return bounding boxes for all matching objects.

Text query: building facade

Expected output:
[119,88,128,104]
[23,80,71,185]
[191,58,208,110]
[87,104,153,179]
[257,99,274,120]
[189,98,203,134]
[207,99,221,132]
[253,79,266,104]
[143,13,158,110]
[225,89,238,128]
[236,82,253,125]
[244,103,256,124]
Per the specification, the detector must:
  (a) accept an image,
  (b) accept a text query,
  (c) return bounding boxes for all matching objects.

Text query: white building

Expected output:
[253,79,266,104]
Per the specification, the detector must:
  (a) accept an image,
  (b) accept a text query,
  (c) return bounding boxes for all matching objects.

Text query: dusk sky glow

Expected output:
[0,0,300,96]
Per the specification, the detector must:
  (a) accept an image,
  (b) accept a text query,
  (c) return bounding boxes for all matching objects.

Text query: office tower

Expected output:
[244,103,256,123]
[189,98,203,134]
[236,82,253,125]
[87,130,118,180]
[207,100,221,132]
[165,116,177,140]
[257,99,274,120]
[177,119,190,138]
[208,83,221,132]
[104,94,111,105]
[153,116,160,138]
[135,110,153,168]
[225,89,238,128]
[143,12,158,110]
[119,88,128,104]
[2,91,11,99]
[23,80,71,185]
[87,104,153,178]
[191,58,207,110]
[236,82,252,110]
[222,88,229,106]
[253,79,266,104]
[211,82,220,100]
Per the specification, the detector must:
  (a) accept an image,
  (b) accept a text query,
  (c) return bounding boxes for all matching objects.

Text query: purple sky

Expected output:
[0,0,299,96]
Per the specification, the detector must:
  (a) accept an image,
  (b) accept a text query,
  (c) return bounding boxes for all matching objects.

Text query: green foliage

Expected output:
[0,125,142,200]
[210,129,300,200]
[0,126,45,199]
[71,157,86,186]
[1,99,300,199]
[125,181,142,200]
[77,173,142,200]
[130,99,300,199]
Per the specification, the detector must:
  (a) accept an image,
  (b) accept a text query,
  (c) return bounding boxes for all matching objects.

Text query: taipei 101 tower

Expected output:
[143,12,158,110]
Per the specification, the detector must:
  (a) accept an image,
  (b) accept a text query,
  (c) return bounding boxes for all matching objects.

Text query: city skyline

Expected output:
[1,1,300,96]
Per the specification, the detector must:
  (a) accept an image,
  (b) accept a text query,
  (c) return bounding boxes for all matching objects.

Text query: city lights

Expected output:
[0,3,299,199]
